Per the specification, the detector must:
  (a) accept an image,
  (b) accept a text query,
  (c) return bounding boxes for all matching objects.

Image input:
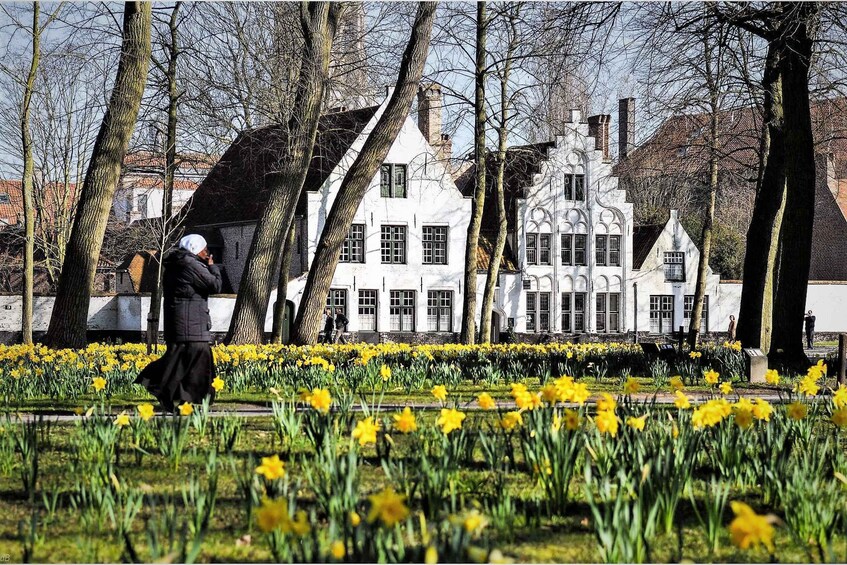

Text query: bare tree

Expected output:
[226,2,343,345]
[44,2,152,349]
[291,1,437,345]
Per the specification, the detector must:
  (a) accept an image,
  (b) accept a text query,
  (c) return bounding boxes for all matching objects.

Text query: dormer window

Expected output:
[564,174,585,201]
[380,164,407,198]
[664,252,685,281]
[0,192,9,205]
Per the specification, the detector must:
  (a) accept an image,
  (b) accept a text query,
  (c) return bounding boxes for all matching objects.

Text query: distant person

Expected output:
[334,308,349,344]
[804,310,816,349]
[321,308,334,343]
[135,234,222,412]
[727,315,737,342]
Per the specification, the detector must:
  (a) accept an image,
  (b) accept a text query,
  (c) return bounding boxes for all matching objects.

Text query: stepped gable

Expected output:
[811,156,847,281]
[183,105,379,228]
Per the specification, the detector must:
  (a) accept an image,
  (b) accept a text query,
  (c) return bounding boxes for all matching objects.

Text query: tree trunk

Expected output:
[226,2,341,345]
[20,2,41,345]
[688,31,720,348]
[460,1,487,345]
[480,9,516,344]
[770,6,817,365]
[291,2,436,345]
[271,221,296,343]
[147,2,181,354]
[736,41,785,352]
[43,2,152,349]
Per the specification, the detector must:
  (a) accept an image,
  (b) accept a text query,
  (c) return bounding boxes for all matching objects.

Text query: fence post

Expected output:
[678,325,685,352]
[838,333,847,386]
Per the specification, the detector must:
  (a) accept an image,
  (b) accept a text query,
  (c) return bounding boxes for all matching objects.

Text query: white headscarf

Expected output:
[178,234,207,255]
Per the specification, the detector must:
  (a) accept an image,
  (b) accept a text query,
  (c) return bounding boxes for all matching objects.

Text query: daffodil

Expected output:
[255,455,286,480]
[596,392,617,412]
[751,398,773,421]
[92,376,107,392]
[719,381,733,395]
[179,403,194,416]
[330,540,345,560]
[669,376,684,391]
[764,369,780,385]
[255,497,289,533]
[309,388,332,413]
[689,351,702,360]
[563,409,580,431]
[626,414,647,431]
[379,365,391,381]
[499,411,523,432]
[832,385,847,409]
[728,501,776,552]
[623,377,640,395]
[367,486,409,527]
[137,403,155,422]
[477,392,496,410]
[674,390,691,409]
[352,417,380,446]
[734,408,753,429]
[431,385,448,402]
[392,407,417,433]
[786,401,807,420]
[211,376,225,392]
[796,376,820,396]
[114,411,130,427]
[832,407,847,428]
[595,409,619,437]
[703,369,719,385]
[436,408,466,435]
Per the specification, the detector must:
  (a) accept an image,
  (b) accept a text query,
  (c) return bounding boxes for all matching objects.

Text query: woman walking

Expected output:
[135,234,222,412]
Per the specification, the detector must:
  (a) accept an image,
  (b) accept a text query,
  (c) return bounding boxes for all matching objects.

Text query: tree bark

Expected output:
[688,29,720,348]
[147,2,181,354]
[770,5,818,364]
[43,2,152,349]
[736,41,785,352]
[290,1,436,345]
[480,6,516,344]
[271,221,296,343]
[226,2,341,345]
[20,2,41,345]
[460,1,487,344]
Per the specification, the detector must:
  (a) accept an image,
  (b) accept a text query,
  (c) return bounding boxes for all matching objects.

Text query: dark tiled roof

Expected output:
[477,231,519,273]
[811,157,847,281]
[632,224,665,270]
[183,105,379,228]
[457,142,556,233]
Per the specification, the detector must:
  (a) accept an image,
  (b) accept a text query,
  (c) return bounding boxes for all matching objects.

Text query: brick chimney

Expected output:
[417,83,452,163]
[618,98,635,160]
[587,114,611,162]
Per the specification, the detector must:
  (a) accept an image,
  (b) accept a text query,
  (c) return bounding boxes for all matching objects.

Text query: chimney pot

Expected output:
[587,114,611,162]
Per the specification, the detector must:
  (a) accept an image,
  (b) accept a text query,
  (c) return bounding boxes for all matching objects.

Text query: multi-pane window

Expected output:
[574,234,587,266]
[380,164,407,198]
[526,234,538,265]
[427,290,452,332]
[389,290,415,331]
[527,233,550,265]
[683,295,709,333]
[649,295,674,334]
[562,292,587,332]
[595,235,621,267]
[358,290,377,331]
[539,234,552,265]
[381,225,407,264]
[326,289,348,317]
[340,224,365,263]
[596,293,621,333]
[422,226,448,265]
[664,252,685,281]
[564,173,586,201]
[526,292,551,333]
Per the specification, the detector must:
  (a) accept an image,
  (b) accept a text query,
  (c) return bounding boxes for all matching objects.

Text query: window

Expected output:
[358,290,377,331]
[596,293,621,333]
[137,194,148,213]
[380,164,407,198]
[649,295,674,334]
[595,236,607,266]
[664,252,685,281]
[427,290,452,332]
[684,295,709,333]
[526,233,538,265]
[0,192,9,204]
[390,290,415,331]
[381,225,407,264]
[539,234,551,265]
[340,224,365,263]
[574,234,587,266]
[422,226,448,265]
[526,292,551,333]
[326,289,348,318]
[595,235,621,267]
[562,292,587,332]
[564,174,585,201]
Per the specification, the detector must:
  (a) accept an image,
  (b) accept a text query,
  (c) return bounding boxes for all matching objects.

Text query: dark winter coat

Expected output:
[335,313,349,331]
[162,249,222,343]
